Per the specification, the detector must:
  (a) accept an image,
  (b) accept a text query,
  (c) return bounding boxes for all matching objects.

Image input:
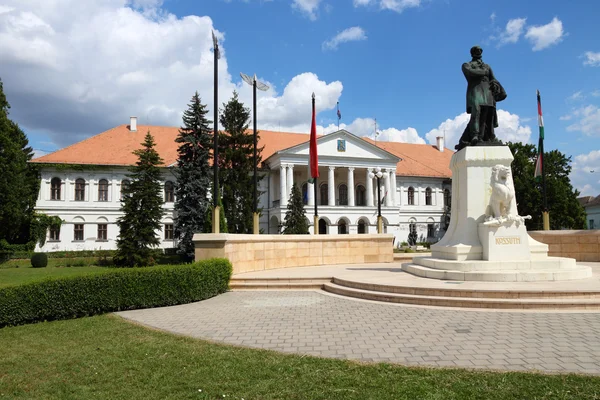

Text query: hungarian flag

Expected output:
[308,94,319,183]
[534,90,544,180]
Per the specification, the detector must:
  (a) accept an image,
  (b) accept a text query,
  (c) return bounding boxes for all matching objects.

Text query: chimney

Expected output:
[130,116,137,132]
[436,136,444,152]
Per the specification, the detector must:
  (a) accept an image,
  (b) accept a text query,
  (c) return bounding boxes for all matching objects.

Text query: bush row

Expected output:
[0,258,232,328]
[2,247,180,262]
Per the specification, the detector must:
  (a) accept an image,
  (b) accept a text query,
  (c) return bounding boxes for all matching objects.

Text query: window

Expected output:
[355,185,366,206]
[301,183,308,205]
[49,226,60,241]
[591,220,595,230]
[443,189,449,207]
[338,220,348,234]
[357,219,366,234]
[338,184,348,206]
[164,181,174,203]
[97,224,107,240]
[74,224,84,241]
[120,179,130,200]
[320,184,328,206]
[164,224,174,240]
[408,187,415,205]
[425,187,432,206]
[51,178,61,200]
[427,223,435,238]
[98,179,108,202]
[75,179,85,201]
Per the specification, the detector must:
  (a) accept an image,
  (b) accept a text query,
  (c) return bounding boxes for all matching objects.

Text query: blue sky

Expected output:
[0,0,598,194]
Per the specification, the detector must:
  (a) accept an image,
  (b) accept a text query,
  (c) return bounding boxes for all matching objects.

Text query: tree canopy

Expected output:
[282,183,309,234]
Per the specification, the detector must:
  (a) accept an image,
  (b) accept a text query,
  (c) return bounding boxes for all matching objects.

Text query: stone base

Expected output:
[478,222,531,261]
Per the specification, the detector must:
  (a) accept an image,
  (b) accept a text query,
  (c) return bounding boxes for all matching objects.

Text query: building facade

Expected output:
[32,119,453,252]
[579,195,600,230]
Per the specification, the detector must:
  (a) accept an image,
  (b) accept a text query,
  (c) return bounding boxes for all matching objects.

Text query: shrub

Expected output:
[0,258,232,328]
[404,248,415,253]
[30,253,48,268]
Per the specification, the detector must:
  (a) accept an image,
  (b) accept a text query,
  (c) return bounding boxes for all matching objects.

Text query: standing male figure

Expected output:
[455,46,506,151]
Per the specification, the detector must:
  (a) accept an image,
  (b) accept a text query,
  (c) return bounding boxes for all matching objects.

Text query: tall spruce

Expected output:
[282,183,309,234]
[174,92,214,260]
[115,131,164,267]
[0,78,40,244]
[219,91,263,233]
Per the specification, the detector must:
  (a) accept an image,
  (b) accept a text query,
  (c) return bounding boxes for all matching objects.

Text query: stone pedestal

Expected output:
[478,222,530,261]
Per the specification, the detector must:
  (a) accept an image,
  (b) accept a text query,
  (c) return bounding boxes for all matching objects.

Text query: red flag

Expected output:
[308,94,319,183]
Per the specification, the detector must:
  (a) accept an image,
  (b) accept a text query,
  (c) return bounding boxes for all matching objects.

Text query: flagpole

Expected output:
[337,101,340,130]
[312,93,319,234]
[537,90,550,230]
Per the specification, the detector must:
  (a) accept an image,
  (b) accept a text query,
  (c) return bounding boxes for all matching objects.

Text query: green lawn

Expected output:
[0,265,111,288]
[0,315,598,400]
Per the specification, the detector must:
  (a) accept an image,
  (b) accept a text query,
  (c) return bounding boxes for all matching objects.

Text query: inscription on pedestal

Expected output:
[495,236,521,245]
[478,223,531,261]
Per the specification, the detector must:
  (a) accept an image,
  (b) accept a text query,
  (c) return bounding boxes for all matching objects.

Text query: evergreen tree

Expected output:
[282,183,309,234]
[0,78,40,244]
[174,92,214,260]
[219,91,264,233]
[508,142,586,230]
[115,131,164,267]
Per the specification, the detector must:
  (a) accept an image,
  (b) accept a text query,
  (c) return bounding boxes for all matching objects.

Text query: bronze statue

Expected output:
[455,46,506,151]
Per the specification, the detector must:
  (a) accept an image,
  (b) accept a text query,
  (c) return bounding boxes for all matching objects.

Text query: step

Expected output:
[230,277,331,284]
[323,282,600,310]
[412,256,578,272]
[229,278,330,290]
[402,263,592,282]
[332,277,600,299]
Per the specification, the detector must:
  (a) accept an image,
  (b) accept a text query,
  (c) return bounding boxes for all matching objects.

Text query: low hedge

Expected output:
[0,258,232,328]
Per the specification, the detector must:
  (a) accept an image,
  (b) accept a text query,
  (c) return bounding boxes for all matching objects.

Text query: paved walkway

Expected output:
[118,290,600,375]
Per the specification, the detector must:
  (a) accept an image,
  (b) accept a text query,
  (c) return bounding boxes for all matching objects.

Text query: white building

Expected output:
[32,118,453,252]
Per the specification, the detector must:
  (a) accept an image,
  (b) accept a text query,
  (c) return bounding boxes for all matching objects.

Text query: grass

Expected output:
[0,264,111,288]
[1,315,599,400]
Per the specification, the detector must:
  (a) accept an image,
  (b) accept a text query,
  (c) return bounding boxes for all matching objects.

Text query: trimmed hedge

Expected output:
[0,258,232,328]
[31,253,48,268]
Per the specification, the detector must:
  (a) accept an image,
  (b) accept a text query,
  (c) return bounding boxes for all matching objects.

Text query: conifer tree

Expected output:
[0,78,40,244]
[115,131,164,267]
[174,92,215,260]
[219,91,263,233]
[282,183,309,234]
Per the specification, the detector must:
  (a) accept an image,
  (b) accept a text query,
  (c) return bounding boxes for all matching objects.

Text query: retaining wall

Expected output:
[529,230,599,262]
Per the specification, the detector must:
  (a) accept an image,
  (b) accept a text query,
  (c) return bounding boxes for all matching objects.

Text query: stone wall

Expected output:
[193,233,394,274]
[529,230,600,262]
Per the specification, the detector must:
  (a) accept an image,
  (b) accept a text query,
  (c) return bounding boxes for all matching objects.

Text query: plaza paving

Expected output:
[118,280,600,375]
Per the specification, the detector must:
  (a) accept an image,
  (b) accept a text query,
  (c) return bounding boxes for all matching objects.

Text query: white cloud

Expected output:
[524,17,565,51]
[583,51,600,67]
[354,0,421,13]
[322,117,425,144]
[567,91,584,102]
[425,110,532,148]
[292,0,322,20]
[592,90,600,97]
[499,18,526,45]
[565,105,600,137]
[572,150,600,196]
[322,26,367,51]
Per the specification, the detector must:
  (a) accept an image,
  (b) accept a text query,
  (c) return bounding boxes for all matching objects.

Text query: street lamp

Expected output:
[368,167,384,233]
[212,30,221,233]
[240,73,269,235]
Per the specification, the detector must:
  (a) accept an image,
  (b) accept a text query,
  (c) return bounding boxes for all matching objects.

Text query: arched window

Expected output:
[301,183,308,205]
[425,187,432,206]
[121,179,130,200]
[51,178,61,200]
[357,219,367,234]
[318,218,328,234]
[75,178,85,201]
[427,223,435,238]
[407,186,415,205]
[339,184,348,206]
[164,181,174,203]
[444,189,451,208]
[98,179,109,201]
[320,184,328,206]
[355,185,366,206]
[338,219,348,234]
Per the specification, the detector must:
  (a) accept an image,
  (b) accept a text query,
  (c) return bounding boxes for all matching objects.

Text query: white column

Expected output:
[307,181,314,206]
[286,164,294,199]
[328,166,335,206]
[384,171,392,207]
[389,169,397,206]
[366,168,374,207]
[269,171,275,207]
[347,167,355,207]
[279,165,287,206]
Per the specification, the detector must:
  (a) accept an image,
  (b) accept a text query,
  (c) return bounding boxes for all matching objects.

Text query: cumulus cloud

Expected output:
[583,51,600,67]
[525,17,565,51]
[322,27,367,51]
[498,18,527,45]
[425,110,532,147]
[572,150,600,196]
[565,105,600,137]
[354,0,421,13]
[292,0,322,20]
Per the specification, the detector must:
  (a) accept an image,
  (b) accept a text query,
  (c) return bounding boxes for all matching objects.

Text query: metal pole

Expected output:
[313,94,318,235]
[541,137,550,230]
[212,39,220,233]
[377,176,382,233]
[253,80,259,234]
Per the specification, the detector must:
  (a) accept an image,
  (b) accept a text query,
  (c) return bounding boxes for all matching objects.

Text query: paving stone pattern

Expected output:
[118,291,600,375]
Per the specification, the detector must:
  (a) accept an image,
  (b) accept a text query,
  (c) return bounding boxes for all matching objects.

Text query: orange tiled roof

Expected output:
[364,138,454,178]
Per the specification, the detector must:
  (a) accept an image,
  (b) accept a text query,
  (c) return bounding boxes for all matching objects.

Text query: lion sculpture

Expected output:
[486,164,515,224]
